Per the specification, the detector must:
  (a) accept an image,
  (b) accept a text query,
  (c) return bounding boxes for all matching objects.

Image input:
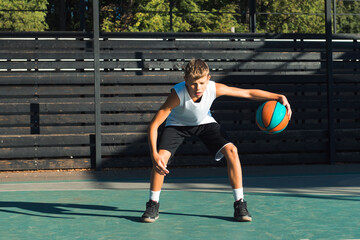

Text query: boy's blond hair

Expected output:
[184,59,209,81]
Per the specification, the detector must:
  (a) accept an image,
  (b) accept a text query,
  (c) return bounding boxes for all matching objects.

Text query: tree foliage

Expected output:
[99,0,360,34]
[1,0,360,34]
[256,0,325,33]
[0,0,49,31]
[335,0,360,33]
[101,0,245,33]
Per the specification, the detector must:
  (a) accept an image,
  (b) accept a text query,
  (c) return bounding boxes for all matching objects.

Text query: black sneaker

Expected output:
[234,199,252,222]
[141,200,159,223]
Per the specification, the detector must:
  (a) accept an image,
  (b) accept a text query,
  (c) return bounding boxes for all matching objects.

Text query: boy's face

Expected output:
[185,72,210,100]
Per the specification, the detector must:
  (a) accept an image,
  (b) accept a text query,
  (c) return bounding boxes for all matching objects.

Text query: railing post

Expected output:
[333,0,337,33]
[93,0,102,170]
[170,0,174,32]
[249,0,256,33]
[80,0,86,32]
[325,0,336,164]
[60,0,66,31]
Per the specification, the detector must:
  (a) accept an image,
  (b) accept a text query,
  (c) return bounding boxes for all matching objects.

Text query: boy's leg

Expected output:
[142,126,187,223]
[150,149,172,192]
[197,123,244,196]
[141,149,171,223]
[221,143,252,222]
[149,126,185,194]
[221,143,243,189]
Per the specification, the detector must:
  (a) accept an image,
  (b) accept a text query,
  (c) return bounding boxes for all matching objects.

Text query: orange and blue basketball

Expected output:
[256,100,289,134]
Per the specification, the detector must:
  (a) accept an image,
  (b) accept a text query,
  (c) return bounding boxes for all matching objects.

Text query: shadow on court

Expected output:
[0,201,234,222]
[248,192,360,202]
[0,201,119,219]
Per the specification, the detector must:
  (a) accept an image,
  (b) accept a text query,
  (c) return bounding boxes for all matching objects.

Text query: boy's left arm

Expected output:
[216,83,292,119]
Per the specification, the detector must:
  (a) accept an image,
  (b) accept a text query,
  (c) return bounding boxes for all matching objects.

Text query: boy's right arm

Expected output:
[148,89,180,175]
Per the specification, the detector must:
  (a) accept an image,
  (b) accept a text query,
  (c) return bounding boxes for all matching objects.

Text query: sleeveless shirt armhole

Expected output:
[213,81,217,99]
[171,84,183,106]
[210,81,217,100]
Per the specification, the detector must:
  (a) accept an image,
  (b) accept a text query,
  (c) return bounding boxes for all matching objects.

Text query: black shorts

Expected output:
[158,122,231,162]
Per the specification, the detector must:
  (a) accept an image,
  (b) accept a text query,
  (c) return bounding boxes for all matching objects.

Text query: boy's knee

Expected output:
[226,143,238,152]
[223,144,238,157]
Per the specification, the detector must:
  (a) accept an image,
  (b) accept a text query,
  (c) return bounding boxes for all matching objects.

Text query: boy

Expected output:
[141,59,292,223]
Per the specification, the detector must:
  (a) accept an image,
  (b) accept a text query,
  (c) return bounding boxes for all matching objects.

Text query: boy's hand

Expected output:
[278,95,292,120]
[152,153,170,176]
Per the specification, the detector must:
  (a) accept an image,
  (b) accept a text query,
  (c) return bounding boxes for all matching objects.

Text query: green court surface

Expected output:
[1,165,360,240]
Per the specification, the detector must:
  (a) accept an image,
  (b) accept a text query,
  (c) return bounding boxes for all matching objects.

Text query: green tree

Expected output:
[178,0,245,33]
[99,0,144,32]
[5,0,359,34]
[335,0,360,33]
[0,0,48,31]
[127,0,191,32]
[256,0,325,33]
[101,0,247,33]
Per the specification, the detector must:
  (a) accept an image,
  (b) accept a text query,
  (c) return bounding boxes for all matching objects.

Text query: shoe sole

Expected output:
[235,216,252,222]
[141,216,159,223]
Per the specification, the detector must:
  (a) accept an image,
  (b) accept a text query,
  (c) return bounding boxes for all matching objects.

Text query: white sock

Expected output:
[149,190,161,202]
[233,188,244,201]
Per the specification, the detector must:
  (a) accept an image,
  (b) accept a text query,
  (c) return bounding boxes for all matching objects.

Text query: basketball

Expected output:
[256,100,289,134]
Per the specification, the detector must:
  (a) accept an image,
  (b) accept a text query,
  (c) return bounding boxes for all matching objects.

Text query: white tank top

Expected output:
[165,81,217,126]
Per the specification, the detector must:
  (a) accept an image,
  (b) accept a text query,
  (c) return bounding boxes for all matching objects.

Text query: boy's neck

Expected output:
[194,96,202,103]
[185,84,203,103]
